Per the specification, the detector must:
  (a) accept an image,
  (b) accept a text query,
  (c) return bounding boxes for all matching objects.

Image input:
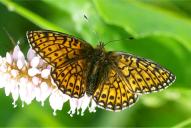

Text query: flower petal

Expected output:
[4,76,12,96]
[0,63,7,72]
[11,69,19,78]
[24,82,36,105]
[28,68,40,77]
[0,56,3,64]
[30,57,40,68]
[6,52,12,64]
[79,94,91,116]
[27,48,36,61]
[19,77,28,102]
[41,69,50,79]
[12,45,25,63]
[68,98,78,117]
[11,80,19,108]
[17,59,25,70]
[0,73,4,88]
[49,89,69,116]
[0,73,10,88]
[18,51,25,63]
[32,76,41,86]
[89,99,97,113]
[38,58,46,67]
[12,45,20,61]
[36,82,52,106]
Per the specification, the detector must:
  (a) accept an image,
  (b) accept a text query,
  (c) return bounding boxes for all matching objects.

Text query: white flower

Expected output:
[0,42,97,116]
[49,89,70,116]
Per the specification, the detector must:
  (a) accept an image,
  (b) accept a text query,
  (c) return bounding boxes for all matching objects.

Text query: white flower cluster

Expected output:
[0,43,96,116]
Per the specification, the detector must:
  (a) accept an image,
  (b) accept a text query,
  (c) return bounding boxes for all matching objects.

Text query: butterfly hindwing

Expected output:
[51,59,87,98]
[110,52,176,94]
[93,67,138,111]
[26,30,93,68]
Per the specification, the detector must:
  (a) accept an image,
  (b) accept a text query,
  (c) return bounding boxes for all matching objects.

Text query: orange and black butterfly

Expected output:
[26,30,176,111]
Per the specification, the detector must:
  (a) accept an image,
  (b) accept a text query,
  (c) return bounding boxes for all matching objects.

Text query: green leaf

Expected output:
[93,0,191,52]
[0,0,191,127]
[0,0,66,33]
[173,117,191,128]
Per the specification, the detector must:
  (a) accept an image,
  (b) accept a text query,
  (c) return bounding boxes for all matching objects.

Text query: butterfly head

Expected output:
[97,41,105,49]
[95,41,106,57]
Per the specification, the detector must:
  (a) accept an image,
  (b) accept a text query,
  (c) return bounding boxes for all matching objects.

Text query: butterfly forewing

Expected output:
[93,67,138,111]
[110,52,176,94]
[26,30,93,68]
[27,30,93,98]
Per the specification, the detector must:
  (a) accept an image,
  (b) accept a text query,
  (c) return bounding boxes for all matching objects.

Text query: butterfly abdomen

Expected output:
[86,69,99,96]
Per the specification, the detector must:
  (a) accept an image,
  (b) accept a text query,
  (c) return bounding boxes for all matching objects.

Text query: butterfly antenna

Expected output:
[104,37,135,47]
[83,14,101,43]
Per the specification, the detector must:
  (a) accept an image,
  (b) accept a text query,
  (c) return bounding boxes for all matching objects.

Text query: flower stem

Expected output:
[0,0,66,32]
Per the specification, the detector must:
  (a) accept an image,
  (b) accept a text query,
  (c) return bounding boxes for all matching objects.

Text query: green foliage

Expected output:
[0,0,191,127]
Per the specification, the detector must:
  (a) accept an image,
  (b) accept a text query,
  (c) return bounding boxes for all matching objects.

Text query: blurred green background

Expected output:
[0,0,191,127]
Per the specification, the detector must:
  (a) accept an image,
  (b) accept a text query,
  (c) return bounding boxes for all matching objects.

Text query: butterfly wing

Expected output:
[110,52,176,94]
[51,59,87,98]
[26,30,93,68]
[93,67,138,111]
[27,30,93,98]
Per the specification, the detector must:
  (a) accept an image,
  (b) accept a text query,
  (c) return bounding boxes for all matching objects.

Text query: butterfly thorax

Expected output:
[86,43,109,96]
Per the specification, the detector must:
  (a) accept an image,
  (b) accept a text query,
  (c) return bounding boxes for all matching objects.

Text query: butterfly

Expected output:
[26,30,176,111]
